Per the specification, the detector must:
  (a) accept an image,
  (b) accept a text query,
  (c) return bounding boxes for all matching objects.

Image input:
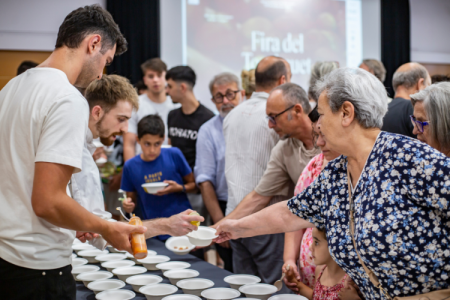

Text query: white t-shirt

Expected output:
[0,68,89,270]
[128,94,180,150]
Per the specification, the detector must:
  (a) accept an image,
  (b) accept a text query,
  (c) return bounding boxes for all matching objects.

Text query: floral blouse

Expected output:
[288,132,450,299]
[294,153,325,288]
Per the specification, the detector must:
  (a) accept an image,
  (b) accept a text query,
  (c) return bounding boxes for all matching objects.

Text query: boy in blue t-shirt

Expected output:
[121,114,196,241]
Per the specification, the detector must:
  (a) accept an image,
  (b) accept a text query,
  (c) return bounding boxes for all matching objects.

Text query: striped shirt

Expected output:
[223,92,280,215]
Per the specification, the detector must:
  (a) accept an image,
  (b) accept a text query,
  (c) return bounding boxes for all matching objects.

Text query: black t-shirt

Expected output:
[168,103,215,170]
[382,97,416,138]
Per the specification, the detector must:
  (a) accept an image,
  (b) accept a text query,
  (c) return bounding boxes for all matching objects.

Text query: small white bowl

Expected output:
[126,274,163,292]
[140,283,178,300]
[163,269,199,285]
[73,238,82,245]
[87,279,125,295]
[77,271,113,287]
[201,287,240,300]
[72,243,95,254]
[239,283,278,300]
[162,295,201,300]
[72,257,88,267]
[132,250,157,264]
[186,227,218,247]
[71,265,100,281]
[95,253,127,263]
[102,260,136,272]
[142,182,169,194]
[112,266,147,281]
[176,278,215,296]
[268,295,309,300]
[224,274,261,290]
[96,289,136,300]
[78,249,109,263]
[156,261,190,272]
[71,253,77,259]
[138,255,170,270]
[165,236,195,255]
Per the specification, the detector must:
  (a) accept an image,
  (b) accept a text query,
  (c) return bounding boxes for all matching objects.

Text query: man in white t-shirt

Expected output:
[0,6,148,300]
[124,58,179,160]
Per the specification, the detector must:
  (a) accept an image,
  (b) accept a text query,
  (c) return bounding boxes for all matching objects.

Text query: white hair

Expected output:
[315,68,388,129]
[209,72,242,95]
[411,82,450,152]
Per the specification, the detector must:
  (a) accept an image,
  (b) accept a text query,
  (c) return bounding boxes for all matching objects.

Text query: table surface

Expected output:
[75,239,234,300]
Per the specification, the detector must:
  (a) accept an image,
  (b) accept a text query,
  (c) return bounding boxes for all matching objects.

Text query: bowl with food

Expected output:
[165,236,195,255]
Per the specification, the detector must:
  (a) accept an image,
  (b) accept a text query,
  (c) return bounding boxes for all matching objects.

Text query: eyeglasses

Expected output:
[410,115,429,133]
[212,90,241,104]
[266,105,295,125]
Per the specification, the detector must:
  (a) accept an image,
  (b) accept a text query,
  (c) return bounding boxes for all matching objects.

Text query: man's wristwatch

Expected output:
[182,185,186,193]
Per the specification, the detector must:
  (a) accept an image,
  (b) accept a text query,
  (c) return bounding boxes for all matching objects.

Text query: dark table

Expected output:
[76,239,234,300]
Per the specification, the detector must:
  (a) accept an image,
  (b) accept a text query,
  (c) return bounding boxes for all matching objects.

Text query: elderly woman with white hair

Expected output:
[215,68,450,300]
[411,82,450,156]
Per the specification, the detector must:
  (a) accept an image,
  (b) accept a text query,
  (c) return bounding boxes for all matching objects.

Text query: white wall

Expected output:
[0,0,106,51]
[410,0,450,64]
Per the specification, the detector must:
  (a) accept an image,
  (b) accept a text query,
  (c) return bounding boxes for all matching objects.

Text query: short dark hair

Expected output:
[17,61,38,75]
[431,74,450,84]
[137,114,165,139]
[135,80,147,91]
[166,66,196,88]
[55,5,127,55]
[141,58,167,74]
[255,60,287,89]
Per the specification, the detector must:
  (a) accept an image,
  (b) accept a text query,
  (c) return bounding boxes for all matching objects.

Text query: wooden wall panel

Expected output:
[421,63,450,76]
[0,50,51,90]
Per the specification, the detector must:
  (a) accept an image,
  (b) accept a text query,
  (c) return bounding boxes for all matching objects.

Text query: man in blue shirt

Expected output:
[121,115,197,241]
[195,73,244,271]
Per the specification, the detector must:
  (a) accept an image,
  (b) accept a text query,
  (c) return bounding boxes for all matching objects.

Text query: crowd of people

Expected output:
[1,4,450,300]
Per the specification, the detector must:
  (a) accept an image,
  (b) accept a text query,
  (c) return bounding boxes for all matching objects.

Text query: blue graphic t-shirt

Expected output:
[121,147,192,240]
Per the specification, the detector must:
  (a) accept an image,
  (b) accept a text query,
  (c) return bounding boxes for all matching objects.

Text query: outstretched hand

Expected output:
[213,219,241,243]
[165,209,204,237]
[101,221,147,254]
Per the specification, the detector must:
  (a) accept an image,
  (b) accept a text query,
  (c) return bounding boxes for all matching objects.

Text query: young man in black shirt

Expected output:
[166,66,215,171]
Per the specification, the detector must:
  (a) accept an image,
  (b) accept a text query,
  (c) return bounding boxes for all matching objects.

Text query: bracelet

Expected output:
[182,185,186,193]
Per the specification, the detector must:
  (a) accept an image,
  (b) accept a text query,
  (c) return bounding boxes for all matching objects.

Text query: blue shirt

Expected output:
[121,147,192,240]
[194,115,228,201]
[288,132,450,299]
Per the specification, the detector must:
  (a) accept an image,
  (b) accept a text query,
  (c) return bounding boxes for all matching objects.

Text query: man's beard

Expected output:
[96,116,121,146]
[219,103,235,118]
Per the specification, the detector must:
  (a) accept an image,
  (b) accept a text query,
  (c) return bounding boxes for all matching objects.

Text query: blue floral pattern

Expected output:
[287,132,450,299]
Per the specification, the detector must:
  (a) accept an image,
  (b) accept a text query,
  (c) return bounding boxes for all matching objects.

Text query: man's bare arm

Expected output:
[123,132,137,162]
[32,162,146,252]
[143,210,204,239]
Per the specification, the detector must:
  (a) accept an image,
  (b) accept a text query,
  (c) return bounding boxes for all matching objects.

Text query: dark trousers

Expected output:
[0,258,76,300]
[217,200,233,272]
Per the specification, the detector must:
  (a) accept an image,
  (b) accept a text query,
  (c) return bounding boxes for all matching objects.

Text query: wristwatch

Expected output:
[182,185,186,193]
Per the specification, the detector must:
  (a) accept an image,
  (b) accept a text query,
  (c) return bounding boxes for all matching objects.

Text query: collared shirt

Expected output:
[71,130,110,219]
[223,92,280,215]
[194,115,227,201]
[254,138,321,198]
[0,68,88,270]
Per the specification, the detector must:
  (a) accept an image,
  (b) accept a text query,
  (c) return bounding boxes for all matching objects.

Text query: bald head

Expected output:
[393,62,431,93]
[255,56,291,92]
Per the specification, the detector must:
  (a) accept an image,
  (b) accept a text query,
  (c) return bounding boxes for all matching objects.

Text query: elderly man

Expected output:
[359,59,386,83]
[382,62,431,138]
[195,72,244,272]
[221,56,296,289]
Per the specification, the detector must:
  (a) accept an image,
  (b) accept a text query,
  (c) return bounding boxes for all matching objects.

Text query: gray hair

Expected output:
[272,83,311,114]
[410,82,450,152]
[308,61,339,101]
[315,68,388,129]
[362,59,386,82]
[209,72,242,95]
[392,63,429,91]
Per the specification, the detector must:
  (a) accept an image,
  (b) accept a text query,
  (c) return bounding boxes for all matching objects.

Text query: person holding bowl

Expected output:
[215,68,450,300]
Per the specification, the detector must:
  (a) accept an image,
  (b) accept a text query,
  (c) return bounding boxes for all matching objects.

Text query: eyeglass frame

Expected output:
[211,89,241,104]
[410,115,429,133]
[266,105,296,125]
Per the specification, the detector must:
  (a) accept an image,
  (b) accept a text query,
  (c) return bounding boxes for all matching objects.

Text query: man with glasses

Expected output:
[219,56,295,291]
[195,73,245,272]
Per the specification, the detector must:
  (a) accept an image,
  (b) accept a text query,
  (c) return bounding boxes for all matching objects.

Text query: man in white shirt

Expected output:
[0,6,147,300]
[124,58,179,160]
[222,56,292,291]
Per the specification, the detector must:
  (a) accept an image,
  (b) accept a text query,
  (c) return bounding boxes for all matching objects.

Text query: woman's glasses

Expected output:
[410,115,429,133]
